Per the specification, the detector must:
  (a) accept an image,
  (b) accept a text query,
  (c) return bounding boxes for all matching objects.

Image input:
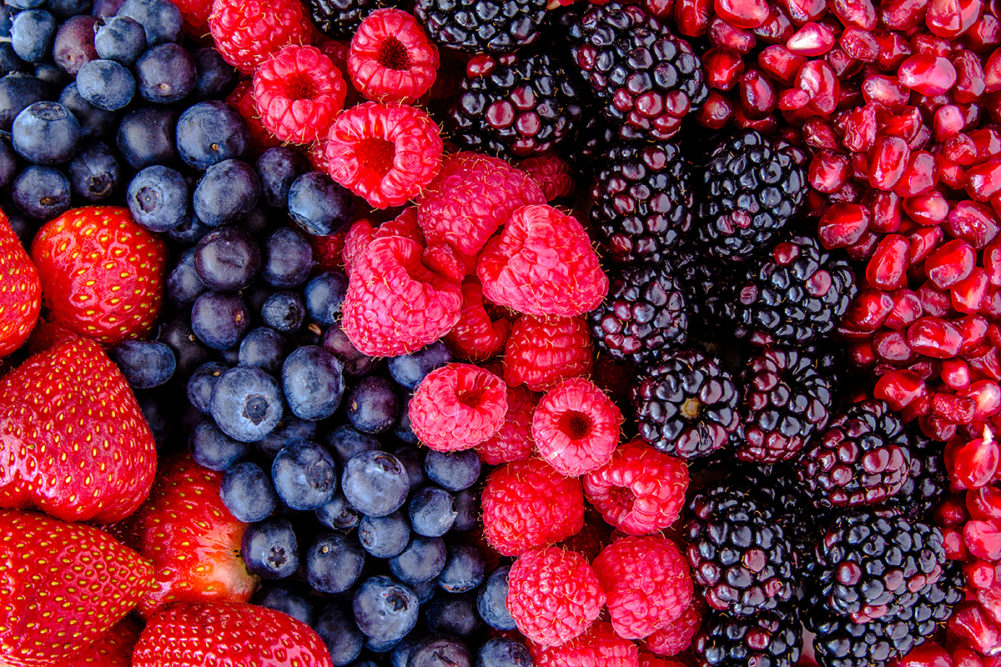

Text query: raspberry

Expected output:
[408,363,507,451]
[308,230,347,272]
[517,153,575,202]
[172,0,213,34]
[593,536,694,640]
[559,517,612,561]
[643,602,702,656]
[476,384,537,465]
[477,204,608,317]
[252,45,347,145]
[584,439,688,536]
[504,315,594,392]
[340,235,462,356]
[324,102,443,209]
[444,278,511,361]
[532,377,623,477]
[481,458,585,556]
[208,0,312,75]
[530,622,640,667]
[343,209,424,275]
[508,547,606,647]
[417,152,545,270]
[347,9,440,104]
[226,80,280,154]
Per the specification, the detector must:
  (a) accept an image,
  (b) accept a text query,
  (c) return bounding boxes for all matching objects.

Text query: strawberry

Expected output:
[0,510,153,666]
[62,616,143,667]
[0,337,157,522]
[0,207,40,357]
[132,601,334,667]
[30,206,167,345]
[118,454,257,617]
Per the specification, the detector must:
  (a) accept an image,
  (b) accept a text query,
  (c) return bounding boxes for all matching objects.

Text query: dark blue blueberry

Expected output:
[0,5,16,35]
[241,517,299,579]
[314,605,364,667]
[116,0,181,45]
[243,207,270,237]
[176,100,248,170]
[342,450,410,517]
[262,226,313,288]
[116,107,177,169]
[476,638,532,667]
[325,425,379,465]
[0,43,27,77]
[0,135,18,188]
[287,171,353,236]
[438,544,486,594]
[49,0,93,18]
[347,376,399,435]
[52,14,98,76]
[476,565,515,630]
[193,226,261,291]
[220,461,278,521]
[191,47,234,100]
[352,576,420,643]
[136,389,173,451]
[387,342,452,390]
[11,10,56,63]
[393,410,418,445]
[281,345,344,421]
[367,636,402,654]
[135,43,195,104]
[12,101,80,165]
[67,141,120,202]
[252,585,315,626]
[238,327,285,374]
[389,635,422,667]
[189,419,248,471]
[93,15,145,63]
[412,579,437,605]
[108,339,175,388]
[167,248,206,307]
[209,365,283,442]
[12,165,70,219]
[358,511,410,559]
[190,291,250,350]
[304,271,348,326]
[92,0,128,19]
[409,636,472,667]
[320,323,380,376]
[306,532,365,594]
[408,486,457,538]
[59,82,115,139]
[193,158,260,226]
[76,58,135,110]
[255,415,316,457]
[0,73,47,131]
[452,488,478,532]
[158,315,209,376]
[34,62,72,91]
[425,593,480,638]
[167,214,210,245]
[391,445,427,492]
[261,291,306,335]
[425,449,481,492]
[272,440,338,510]
[8,0,47,10]
[315,492,360,532]
[126,164,189,231]
[256,146,307,209]
[389,536,446,585]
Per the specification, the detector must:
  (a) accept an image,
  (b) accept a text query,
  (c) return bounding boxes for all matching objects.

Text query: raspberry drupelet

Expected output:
[208,0,313,75]
[504,314,593,392]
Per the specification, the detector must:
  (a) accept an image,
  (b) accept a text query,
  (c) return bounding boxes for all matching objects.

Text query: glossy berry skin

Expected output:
[192,158,260,226]
[126,165,190,233]
[109,339,176,389]
[11,100,80,165]
[94,16,147,64]
[220,461,277,523]
[272,440,339,510]
[352,576,420,644]
[415,0,546,54]
[176,100,249,170]
[209,366,284,442]
[76,59,136,111]
[305,532,366,594]
[341,450,410,517]
[12,165,72,220]
[282,345,345,422]
[68,141,122,204]
[0,207,40,356]
[288,171,354,236]
[241,518,300,580]
[117,0,183,46]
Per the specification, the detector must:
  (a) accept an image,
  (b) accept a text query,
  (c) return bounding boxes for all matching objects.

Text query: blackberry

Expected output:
[415,0,547,54]
[587,263,688,364]
[631,348,739,460]
[685,484,798,616]
[306,0,398,38]
[694,608,802,667]
[695,130,807,262]
[890,430,947,520]
[738,464,818,570]
[589,141,693,266]
[449,51,584,158]
[735,347,832,464]
[565,2,707,141]
[796,399,912,510]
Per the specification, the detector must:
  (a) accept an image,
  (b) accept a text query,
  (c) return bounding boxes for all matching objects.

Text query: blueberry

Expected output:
[304,271,348,326]
[315,492,361,532]
[190,291,250,350]
[193,158,260,226]
[190,419,248,472]
[395,411,417,443]
[262,226,313,288]
[193,226,261,291]
[126,164,189,231]
[408,486,457,538]
[0,73,47,131]
[116,107,177,169]
[34,61,72,91]
[135,43,195,104]
[425,449,481,492]
[314,605,365,667]
[257,146,307,209]
[50,0,93,17]
[92,0,127,18]
[12,165,70,219]
[367,636,402,654]
[341,450,410,517]
[8,0,46,10]
[389,536,446,585]
[262,292,307,336]
[252,585,315,626]
[243,206,271,237]
[210,365,283,442]
[76,59,135,110]
[409,636,472,667]
[426,593,480,638]
[11,10,56,63]
[191,47,234,100]
[182,357,223,407]
[272,440,338,510]
[167,250,205,308]
[389,635,422,667]
[176,100,248,170]
[238,327,285,374]
[358,511,410,559]
[476,565,515,630]
[108,339,175,388]
[255,415,317,457]
[11,101,79,166]
[281,345,345,421]
[439,544,486,594]
[116,0,181,45]
[0,44,27,77]
[52,14,98,76]
[0,5,16,35]
[167,214,210,245]
[0,135,18,188]
[325,425,379,465]
[68,141,120,202]
[241,517,299,579]
[94,15,145,63]
[158,315,209,376]
[59,82,115,139]
[306,532,365,594]
[320,323,380,376]
[287,171,353,236]
[387,342,452,390]
[392,445,427,492]
[353,576,420,643]
[347,376,399,434]
[476,638,532,667]
[452,488,478,532]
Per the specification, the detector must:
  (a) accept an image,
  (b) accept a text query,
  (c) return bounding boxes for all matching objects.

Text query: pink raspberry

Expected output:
[172,0,213,34]
[475,384,537,465]
[508,547,605,647]
[444,278,511,361]
[558,518,612,561]
[530,622,639,667]
[532,377,622,477]
[253,45,346,144]
[208,0,312,75]
[643,602,702,656]
[504,315,593,391]
[477,204,608,317]
[226,80,280,154]
[340,235,461,356]
[308,230,346,272]
[593,536,694,640]
[342,209,423,276]
[481,458,584,556]
[408,363,507,451]
[516,152,575,202]
[348,9,439,104]
[584,439,688,536]
[325,102,443,209]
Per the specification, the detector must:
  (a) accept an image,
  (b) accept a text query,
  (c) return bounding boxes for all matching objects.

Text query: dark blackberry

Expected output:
[587,263,687,364]
[890,430,947,520]
[306,0,398,38]
[796,399,912,510]
[723,235,857,348]
[685,484,798,616]
[589,141,693,266]
[694,608,802,667]
[631,348,739,460]
[449,51,584,158]
[415,0,547,54]
[565,2,707,142]
[735,347,832,464]
[737,464,819,570]
[695,130,807,262]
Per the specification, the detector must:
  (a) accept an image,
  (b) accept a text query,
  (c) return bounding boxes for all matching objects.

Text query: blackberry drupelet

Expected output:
[631,348,739,460]
[588,263,688,365]
[305,0,397,39]
[589,141,693,266]
[695,130,807,262]
[694,608,802,667]
[415,0,547,54]
[796,399,912,510]
[738,464,819,569]
[890,430,948,520]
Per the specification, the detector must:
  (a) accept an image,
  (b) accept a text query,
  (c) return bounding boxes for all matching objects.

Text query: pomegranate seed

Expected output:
[968,486,1001,520]
[831,0,877,29]
[753,6,795,42]
[881,107,924,142]
[954,268,990,313]
[795,60,840,115]
[894,151,939,197]
[786,21,837,55]
[675,0,712,35]
[839,26,880,61]
[946,133,979,165]
[874,369,927,408]
[709,18,757,53]
[818,202,870,247]
[903,390,933,420]
[698,90,734,128]
[906,123,932,152]
[757,45,807,83]
[801,118,839,149]
[874,330,915,362]
[954,49,988,102]
[986,48,1001,92]
[934,104,967,141]
[949,200,1000,247]
[963,12,1001,52]
[715,0,770,28]
[845,230,880,260]
[869,136,911,190]
[866,190,903,233]
[926,0,982,39]
[782,0,827,23]
[951,602,1001,654]
[968,128,1001,160]
[925,238,976,288]
[874,29,914,69]
[738,68,777,118]
[958,313,989,351]
[908,316,964,358]
[982,285,1001,317]
[920,414,957,440]
[880,0,932,31]
[943,526,971,559]
[967,345,1001,381]
[825,47,862,78]
[965,560,997,589]
[779,87,813,110]
[866,234,910,289]
[932,392,976,422]
[939,159,969,190]
[967,155,1001,201]
[843,288,895,330]
[942,358,973,389]
[902,191,949,225]
[732,108,778,131]
[896,643,953,667]
[898,54,958,95]
[909,33,952,57]
[962,379,1001,420]
[808,150,850,192]
[918,282,951,317]
[980,585,1001,625]
[861,74,910,109]
[702,48,745,90]
[643,0,675,17]
[850,340,877,366]
[964,519,1001,558]
[885,289,923,329]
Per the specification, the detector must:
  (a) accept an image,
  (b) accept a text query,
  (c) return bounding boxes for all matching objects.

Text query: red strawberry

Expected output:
[0,337,157,522]
[118,454,257,617]
[0,510,153,666]
[132,601,334,667]
[30,206,167,345]
[0,207,40,356]
[62,616,143,667]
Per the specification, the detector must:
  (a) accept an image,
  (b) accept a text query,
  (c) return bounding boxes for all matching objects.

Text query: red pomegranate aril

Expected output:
[709,18,757,53]
[902,388,933,420]
[781,0,826,24]
[953,49,988,103]
[795,60,840,115]
[851,151,870,180]
[880,0,932,31]
[918,282,951,317]
[898,54,958,95]
[942,358,973,389]
[908,316,964,358]
[934,104,968,141]
[920,414,957,440]
[880,107,924,143]
[925,0,981,39]
[967,485,1001,521]
[885,289,923,329]
[739,68,777,117]
[786,21,836,55]
[732,107,778,131]
[779,87,812,110]
[895,151,939,197]
[951,602,1001,654]
[715,0,770,28]
[866,234,910,288]
[843,288,895,329]
[984,241,1001,285]
[953,268,990,313]
[980,585,1001,624]
[875,369,927,408]
[944,526,972,559]
[698,90,735,128]
[845,229,880,260]
[875,29,915,69]
[909,227,945,265]
[969,128,1001,161]
[982,286,1001,318]
[946,133,979,165]
[949,201,1000,247]
[866,190,903,233]
[862,74,910,109]
[963,379,1001,420]
[939,159,969,190]
[967,345,1001,381]
[903,191,949,225]
[967,156,1001,201]
[952,436,1001,489]
[825,47,862,78]
[964,12,1001,52]
[801,118,840,149]
[675,0,712,36]
[909,33,953,57]
[850,340,877,366]
[839,26,880,61]
[926,239,976,289]
[985,48,1001,92]
[932,392,977,422]
[965,560,997,589]
[831,0,877,29]
[965,519,1001,559]
[958,313,989,351]
[874,330,915,362]
[869,136,911,190]
[703,47,745,89]
[840,104,877,152]
[896,643,954,667]
[809,150,850,192]
[758,45,808,83]
[818,202,871,247]
[753,6,795,42]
